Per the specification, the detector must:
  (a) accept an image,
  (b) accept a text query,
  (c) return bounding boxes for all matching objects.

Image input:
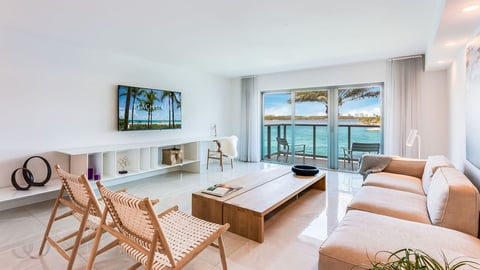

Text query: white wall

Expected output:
[421,70,449,158]
[231,60,449,160]
[0,31,232,188]
[448,48,480,189]
[256,60,387,91]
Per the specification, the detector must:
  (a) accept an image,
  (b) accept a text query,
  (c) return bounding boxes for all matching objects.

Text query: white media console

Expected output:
[0,137,216,210]
[62,138,202,183]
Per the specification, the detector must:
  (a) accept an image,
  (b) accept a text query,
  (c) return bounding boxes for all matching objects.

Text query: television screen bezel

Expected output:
[117,85,182,131]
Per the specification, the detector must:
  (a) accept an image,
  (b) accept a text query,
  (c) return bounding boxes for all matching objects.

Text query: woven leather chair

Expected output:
[39,165,119,270]
[87,181,230,270]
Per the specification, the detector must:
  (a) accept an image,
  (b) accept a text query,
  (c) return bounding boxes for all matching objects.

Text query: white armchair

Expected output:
[207,135,238,171]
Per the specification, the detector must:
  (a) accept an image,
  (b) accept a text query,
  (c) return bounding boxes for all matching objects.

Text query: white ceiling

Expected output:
[1,0,479,77]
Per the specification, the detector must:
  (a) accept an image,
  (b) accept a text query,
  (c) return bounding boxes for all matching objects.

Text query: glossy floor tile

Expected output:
[0,162,363,270]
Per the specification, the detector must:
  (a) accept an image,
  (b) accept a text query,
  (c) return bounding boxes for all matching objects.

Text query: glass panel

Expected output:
[293,89,329,168]
[262,92,293,164]
[262,84,383,171]
[337,86,382,171]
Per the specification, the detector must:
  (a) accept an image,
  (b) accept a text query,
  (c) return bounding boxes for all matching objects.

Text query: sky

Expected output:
[264,90,380,117]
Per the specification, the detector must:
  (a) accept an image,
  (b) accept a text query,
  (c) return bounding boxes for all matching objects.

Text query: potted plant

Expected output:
[368,248,480,270]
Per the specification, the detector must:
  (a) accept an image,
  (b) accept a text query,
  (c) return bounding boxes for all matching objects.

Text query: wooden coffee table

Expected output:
[192,167,326,242]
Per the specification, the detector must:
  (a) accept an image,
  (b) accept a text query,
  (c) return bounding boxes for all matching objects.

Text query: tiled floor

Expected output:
[0,162,363,270]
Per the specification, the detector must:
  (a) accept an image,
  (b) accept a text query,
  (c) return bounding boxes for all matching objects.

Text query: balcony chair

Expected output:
[87,182,230,270]
[207,135,238,171]
[276,137,306,163]
[39,165,120,270]
[343,142,380,170]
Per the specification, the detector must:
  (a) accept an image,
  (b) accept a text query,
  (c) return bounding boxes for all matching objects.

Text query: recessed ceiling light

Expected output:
[437,60,446,64]
[445,42,457,47]
[463,5,479,12]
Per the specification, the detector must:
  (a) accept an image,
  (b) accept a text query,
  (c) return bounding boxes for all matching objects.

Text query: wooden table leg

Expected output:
[223,204,264,243]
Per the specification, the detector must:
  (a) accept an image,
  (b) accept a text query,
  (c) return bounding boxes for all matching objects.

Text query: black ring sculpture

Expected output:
[22,155,52,186]
[11,168,33,191]
[292,165,319,176]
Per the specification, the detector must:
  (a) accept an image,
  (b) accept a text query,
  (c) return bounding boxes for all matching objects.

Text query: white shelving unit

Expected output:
[58,138,204,185]
[0,137,216,210]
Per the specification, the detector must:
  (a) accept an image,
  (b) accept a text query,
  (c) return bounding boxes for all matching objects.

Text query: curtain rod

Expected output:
[387,54,424,61]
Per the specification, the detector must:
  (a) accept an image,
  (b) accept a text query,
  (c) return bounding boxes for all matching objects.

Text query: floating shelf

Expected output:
[58,139,203,184]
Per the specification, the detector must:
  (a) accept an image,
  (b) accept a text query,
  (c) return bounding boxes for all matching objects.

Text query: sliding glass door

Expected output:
[261,84,383,171]
[293,89,329,168]
[262,92,293,163]
[337,86,382,170]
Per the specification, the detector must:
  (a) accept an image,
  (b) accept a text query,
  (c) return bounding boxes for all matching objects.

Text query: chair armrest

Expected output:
[157,205,180,218]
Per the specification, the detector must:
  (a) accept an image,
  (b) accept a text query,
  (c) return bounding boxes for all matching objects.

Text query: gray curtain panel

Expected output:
[239,76,261,162]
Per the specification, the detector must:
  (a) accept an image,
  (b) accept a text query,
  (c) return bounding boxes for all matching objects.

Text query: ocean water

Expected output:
[262,123,381,157]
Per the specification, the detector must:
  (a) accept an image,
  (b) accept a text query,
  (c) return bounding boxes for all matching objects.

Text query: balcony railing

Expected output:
[263,123,381,161]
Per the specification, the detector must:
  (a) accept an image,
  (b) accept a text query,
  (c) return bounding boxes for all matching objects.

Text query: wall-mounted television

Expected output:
[118,85,182,131]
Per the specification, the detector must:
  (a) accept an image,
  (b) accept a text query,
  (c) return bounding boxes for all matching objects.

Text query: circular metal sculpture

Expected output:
[11,168,33,190]
[291,165,319,176]
[11,155,52,190]
[22,155,52,186]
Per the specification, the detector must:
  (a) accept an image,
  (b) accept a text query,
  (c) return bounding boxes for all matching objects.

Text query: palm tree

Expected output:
[290,87,380,113]
[119,86,133,130]
[160,91,181,128]
[160,91,173,128]
[170,92,181,128]
[130,87,146,126]
[139,90,161,127]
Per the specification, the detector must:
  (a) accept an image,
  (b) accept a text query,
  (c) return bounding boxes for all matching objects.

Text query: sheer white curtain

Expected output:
[239,76,261,162]
[384,56,424,158]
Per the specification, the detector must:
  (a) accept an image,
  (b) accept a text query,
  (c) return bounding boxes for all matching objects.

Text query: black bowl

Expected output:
[292,165,319,176]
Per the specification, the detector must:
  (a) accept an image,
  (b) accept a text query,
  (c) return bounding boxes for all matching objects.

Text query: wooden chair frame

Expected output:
[87,182,230,270]
[207,137,237,171]
[39,165,118,270]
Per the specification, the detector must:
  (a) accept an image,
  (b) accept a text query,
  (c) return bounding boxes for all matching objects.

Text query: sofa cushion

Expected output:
[383,157,426,179]
[427,167,480,236]
[347,186,430,224]
[363,172,424,195]
[318,210,480,270]
[422,155,453,195]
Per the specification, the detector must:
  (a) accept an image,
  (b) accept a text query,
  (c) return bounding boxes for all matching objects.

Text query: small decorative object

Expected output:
[162,148,184,165]
[22,155,52,186]
[88,168,94,180]
[11,168,34,191]
[11,155,52,190]
[291,165,319,176]
[118,156,129,174]
[210,123,217,137]
[94,174,101,180]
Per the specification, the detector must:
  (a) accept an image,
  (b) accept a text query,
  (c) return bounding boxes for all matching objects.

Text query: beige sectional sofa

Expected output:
[318,155,480,269]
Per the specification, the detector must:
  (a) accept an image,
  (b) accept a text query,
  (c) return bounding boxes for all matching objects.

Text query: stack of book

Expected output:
[201,184,241,197]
